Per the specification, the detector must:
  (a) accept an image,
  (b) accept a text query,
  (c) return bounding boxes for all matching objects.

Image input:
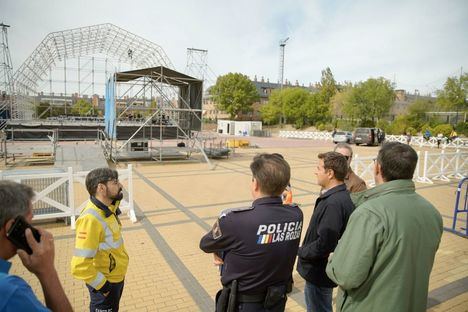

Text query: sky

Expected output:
[1,0,468,96]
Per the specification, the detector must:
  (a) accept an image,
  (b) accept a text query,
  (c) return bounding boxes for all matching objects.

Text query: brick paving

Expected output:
[6,138,468,311]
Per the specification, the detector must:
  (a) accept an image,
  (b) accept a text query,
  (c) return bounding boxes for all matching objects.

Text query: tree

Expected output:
[71,99,93,116]
[437,73,468,123]
[210,73,259,119]
[260,87,331,128]
[304,92,331,126]
[406,99,437,129]
[259,101,281,125]
[331,87,353,117]
[343,77,394,125]
[318,67,338,105]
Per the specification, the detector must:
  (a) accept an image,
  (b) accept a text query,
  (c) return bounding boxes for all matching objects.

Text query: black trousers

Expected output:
[237,298,287,312]
[87,281,124,312]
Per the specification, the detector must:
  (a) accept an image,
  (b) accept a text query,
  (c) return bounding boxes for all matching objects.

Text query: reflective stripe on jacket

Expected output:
[70,199,129,290]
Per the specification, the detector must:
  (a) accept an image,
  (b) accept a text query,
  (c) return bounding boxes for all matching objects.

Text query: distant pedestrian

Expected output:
[437,133,443,148]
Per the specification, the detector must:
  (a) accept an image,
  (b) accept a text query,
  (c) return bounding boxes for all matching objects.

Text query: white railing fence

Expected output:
[352,150,467,185]
[0,165,136,229]
[280,131,467,149]
[279,131,333,140]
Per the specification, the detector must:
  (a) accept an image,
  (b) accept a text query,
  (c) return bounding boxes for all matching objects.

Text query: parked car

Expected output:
[353,128,384,146]
[333,131,353,143]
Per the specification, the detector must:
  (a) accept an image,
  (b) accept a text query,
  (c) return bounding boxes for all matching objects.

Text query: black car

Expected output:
[353,128,384,146]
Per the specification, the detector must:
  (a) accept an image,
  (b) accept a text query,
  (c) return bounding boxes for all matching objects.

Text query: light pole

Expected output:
[279,37,289,125]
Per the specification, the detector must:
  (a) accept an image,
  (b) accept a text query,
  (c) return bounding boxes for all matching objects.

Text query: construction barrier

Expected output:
[279,131,333,140]
[0,164,136,229]
[352,150,467,185]
[280,131,467,149]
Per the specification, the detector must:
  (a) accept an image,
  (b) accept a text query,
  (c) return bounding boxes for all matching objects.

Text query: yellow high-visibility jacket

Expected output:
[70,198,129,290]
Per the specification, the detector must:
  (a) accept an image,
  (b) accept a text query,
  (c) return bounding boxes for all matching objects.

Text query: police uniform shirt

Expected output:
[200,196,303,294]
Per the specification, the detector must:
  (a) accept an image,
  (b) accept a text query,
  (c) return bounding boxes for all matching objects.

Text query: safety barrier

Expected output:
[280,131,467,149]
[279,131,333,140]
[0,165,136,229]
[383,135,467,149]
[352,150,466,185]
[351,155,376,187]
[448,177,467,238]
[417,150,467,184]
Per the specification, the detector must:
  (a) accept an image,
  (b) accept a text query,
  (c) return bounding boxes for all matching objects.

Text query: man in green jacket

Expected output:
[326,142,443,312]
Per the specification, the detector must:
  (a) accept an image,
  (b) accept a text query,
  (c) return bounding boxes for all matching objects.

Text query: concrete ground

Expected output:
[7,137,468,311]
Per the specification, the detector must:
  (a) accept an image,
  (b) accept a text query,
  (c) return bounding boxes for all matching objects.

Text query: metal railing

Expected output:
[0,165,136,229]
[447,178,467,238]
[353,150,467,185]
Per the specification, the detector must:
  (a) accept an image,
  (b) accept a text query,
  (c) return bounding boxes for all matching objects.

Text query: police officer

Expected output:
[200,153,303,312]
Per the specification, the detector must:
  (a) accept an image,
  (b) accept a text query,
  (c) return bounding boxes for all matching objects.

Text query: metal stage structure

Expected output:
[1,23,14,128]
[12,23,174,120]
[102,66,214,166]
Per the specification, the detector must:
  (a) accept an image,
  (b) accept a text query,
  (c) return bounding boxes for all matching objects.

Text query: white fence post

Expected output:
[417,151,433,184]
[127,164,137,222]
[68,167,76,229]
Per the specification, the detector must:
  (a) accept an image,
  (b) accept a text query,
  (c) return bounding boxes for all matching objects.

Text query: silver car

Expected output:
[333,131,353,143]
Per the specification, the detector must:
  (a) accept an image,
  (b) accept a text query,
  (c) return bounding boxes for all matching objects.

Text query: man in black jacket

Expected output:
[297,152,354,312]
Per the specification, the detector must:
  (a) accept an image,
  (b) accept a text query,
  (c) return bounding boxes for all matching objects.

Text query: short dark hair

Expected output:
[0,181,35,228]
[85,168,119,196]
[377,142,418,181]
[318,152,348,181]
[250,153,290,196]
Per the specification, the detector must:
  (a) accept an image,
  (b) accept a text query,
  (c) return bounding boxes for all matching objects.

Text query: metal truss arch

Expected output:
[12,23,174,118]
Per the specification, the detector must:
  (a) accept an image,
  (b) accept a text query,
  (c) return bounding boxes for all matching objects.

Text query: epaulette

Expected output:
[219,206,254,218]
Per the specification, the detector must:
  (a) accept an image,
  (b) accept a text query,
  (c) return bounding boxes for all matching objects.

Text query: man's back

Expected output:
[200,196,303,294]
[327,180,443,312]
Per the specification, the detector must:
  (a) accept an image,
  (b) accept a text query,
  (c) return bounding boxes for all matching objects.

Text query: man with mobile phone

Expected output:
[0,180,73,312]
[71,167,129,312]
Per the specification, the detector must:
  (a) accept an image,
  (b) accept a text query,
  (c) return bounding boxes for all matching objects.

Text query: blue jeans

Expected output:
[304,281,332,312]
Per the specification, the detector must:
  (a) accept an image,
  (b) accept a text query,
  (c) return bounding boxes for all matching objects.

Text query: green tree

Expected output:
[259,101,281,125]
[318,67,337,105]
[437,73,468,123]
[71,99,93,116]
[406,99,437,130]
[304,92,331,126]
[343,77,394,125]
[210,73,259,119]
[260,87,331,128]
[331,87,353,117]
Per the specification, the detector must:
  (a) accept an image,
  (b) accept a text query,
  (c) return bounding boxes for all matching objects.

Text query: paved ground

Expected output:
[7,137,468,311]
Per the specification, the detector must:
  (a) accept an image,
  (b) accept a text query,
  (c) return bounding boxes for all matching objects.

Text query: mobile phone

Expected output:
[6,215,41,255]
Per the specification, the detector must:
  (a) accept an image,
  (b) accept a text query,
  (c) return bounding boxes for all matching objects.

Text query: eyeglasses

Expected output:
[344,155,350,160]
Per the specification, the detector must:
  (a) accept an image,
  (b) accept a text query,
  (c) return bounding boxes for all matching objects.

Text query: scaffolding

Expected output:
[1,23,14,126]
[102,66,213,167]
[12,23,174,120]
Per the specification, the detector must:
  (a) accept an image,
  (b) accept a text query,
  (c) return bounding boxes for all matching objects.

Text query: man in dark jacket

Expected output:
[297,152,354,312]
